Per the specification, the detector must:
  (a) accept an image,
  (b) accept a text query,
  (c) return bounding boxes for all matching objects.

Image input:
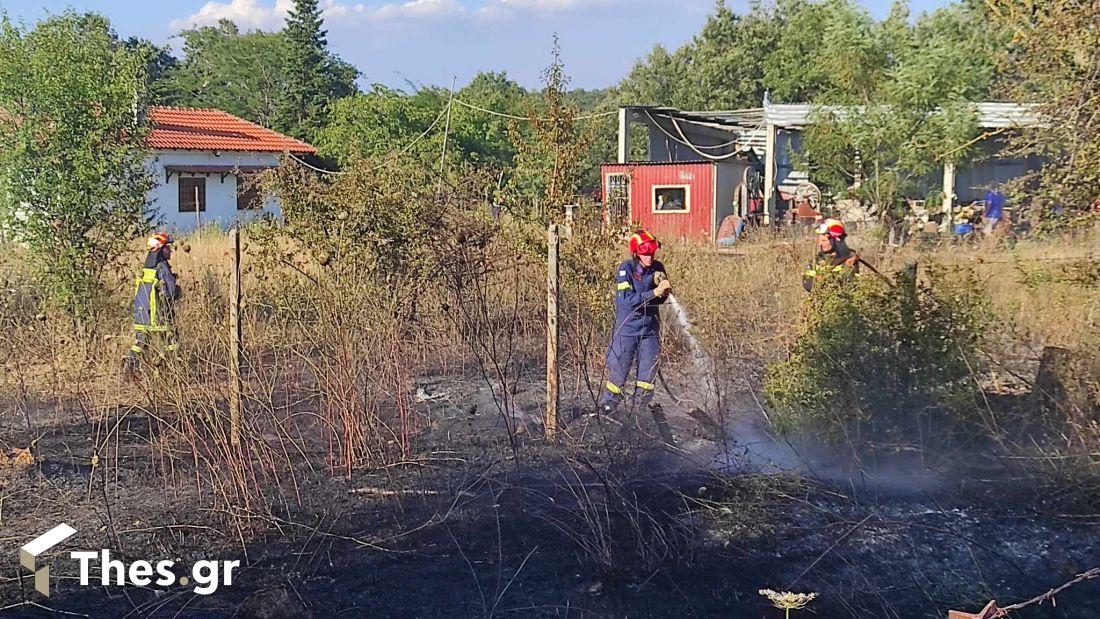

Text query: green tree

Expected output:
[317,85,447,167]
[797,1,998,218]
[450,72,528,167]
[506,38,590,217]
[986,0,1100,223]
[0,12,154,317]
[123,37,180,105]
[277,0,357,141]
[160,20,288,127]
[317,72,531,172]
[681,0,781,109]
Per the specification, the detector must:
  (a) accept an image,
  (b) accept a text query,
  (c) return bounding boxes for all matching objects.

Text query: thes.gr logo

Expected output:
[20,523,77,596]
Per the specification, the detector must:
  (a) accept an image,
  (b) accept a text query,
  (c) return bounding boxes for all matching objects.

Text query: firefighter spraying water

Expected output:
[600,230,670,427]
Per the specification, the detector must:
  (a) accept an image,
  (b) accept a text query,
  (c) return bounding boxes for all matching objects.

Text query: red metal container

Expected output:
[601,162,718,242]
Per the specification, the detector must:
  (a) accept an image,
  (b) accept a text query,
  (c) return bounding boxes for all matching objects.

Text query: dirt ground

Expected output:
[2,362,1100,618]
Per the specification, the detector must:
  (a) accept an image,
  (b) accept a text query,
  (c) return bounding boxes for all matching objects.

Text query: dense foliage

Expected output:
[0,12,154,317]
[155,21,290,128]
[987,0,1100,223]
[763,265,991,442]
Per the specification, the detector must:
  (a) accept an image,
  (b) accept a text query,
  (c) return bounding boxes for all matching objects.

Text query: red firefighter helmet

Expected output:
[147,232,174,252]
[815,218,847,239]
[629,230,660,256]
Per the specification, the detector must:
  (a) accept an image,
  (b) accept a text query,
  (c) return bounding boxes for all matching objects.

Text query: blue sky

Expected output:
[3,0,954,90]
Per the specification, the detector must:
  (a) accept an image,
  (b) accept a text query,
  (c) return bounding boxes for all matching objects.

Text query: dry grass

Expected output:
[1,221,1097,528]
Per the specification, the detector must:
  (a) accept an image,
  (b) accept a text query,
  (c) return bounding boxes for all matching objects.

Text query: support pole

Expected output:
[436,76,457,198]
[439,75,457,176]
[942,161,956,230]
[545,224,560,440]
[229,227,243,446]
[617,107,630,164]
[763,122,777,225]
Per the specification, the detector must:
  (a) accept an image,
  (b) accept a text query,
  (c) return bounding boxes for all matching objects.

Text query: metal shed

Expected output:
[601,158,757,242]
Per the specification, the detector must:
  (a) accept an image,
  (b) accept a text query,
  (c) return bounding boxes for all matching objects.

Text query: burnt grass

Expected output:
[2,374,1100,618]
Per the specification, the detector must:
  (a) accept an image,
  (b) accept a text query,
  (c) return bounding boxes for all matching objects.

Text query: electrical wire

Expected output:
[451,98,617,121]
[643,110,746,162]
[288,100,453,175]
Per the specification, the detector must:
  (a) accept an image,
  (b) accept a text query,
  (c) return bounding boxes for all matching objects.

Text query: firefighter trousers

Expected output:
[125,327,178,370]
[601,331,660,408]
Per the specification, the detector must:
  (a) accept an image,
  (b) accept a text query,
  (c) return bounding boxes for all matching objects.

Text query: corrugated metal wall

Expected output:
[602,162,715,242]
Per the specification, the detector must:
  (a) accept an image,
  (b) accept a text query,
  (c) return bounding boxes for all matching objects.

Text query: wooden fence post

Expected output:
[546,223,560,440]
[563,204,576,239]
[229,227,243,446]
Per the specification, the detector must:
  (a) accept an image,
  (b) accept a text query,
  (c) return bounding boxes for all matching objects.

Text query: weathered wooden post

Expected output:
[546,223,560,440]
[563,204,577,239]
[229,227,243,446]
[194,185,202,231]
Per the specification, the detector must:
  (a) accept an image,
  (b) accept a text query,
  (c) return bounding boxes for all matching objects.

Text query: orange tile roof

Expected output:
[147,106,316,154]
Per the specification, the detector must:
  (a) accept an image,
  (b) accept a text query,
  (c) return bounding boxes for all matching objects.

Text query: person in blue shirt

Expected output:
[601,230,672,417]
[984,189,1006,234]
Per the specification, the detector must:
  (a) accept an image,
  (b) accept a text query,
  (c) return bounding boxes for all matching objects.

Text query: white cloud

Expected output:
[170,0,293,30]
[171,0,465,30]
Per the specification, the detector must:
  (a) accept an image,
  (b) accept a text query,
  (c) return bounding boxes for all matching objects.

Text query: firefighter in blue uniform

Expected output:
[601,229,672,416]
[123,232,181,378]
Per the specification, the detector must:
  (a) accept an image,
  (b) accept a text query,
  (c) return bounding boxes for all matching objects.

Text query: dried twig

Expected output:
[996,566,1100,616]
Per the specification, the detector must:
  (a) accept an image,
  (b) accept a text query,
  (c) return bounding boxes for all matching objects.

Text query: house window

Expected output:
[178,177,206,213]
[236,175,262,210]
[606,173,630,224]
[652,185,690,213]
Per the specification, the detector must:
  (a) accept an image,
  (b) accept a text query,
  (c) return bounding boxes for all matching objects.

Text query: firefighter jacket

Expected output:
[133,251,181,332]
[802,244,860,292]
[613,258,667,336]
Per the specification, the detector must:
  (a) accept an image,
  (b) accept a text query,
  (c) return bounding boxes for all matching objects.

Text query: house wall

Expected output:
[602,162,715,242]
[146,150,282,232]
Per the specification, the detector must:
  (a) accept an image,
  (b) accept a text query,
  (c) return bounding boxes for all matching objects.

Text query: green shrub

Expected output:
[763,264,990,442]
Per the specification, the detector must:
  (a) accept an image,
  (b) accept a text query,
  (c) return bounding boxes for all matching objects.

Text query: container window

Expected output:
[652,185,690,213]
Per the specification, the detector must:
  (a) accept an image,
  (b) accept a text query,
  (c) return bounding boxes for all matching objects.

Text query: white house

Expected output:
[146,107,316,232]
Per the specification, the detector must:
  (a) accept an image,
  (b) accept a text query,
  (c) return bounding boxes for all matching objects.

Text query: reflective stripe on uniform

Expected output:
[131,345,143,353]
[605,381,622,394]
[616,281,631,291]
[636,380,655,391]
[165,343,179,352]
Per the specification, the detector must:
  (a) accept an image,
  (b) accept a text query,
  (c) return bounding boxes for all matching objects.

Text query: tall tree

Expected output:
[799,1,998,218]
[277,0,357,141]
[124,37,180,105]
[317,85,447,167]
[506,38,590,217]
[160,21,287,127]
[0,12,154,317]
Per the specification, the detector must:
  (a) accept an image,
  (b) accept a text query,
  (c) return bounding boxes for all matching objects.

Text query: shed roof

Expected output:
[635,101,1041,131]
[147,107,316,154]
